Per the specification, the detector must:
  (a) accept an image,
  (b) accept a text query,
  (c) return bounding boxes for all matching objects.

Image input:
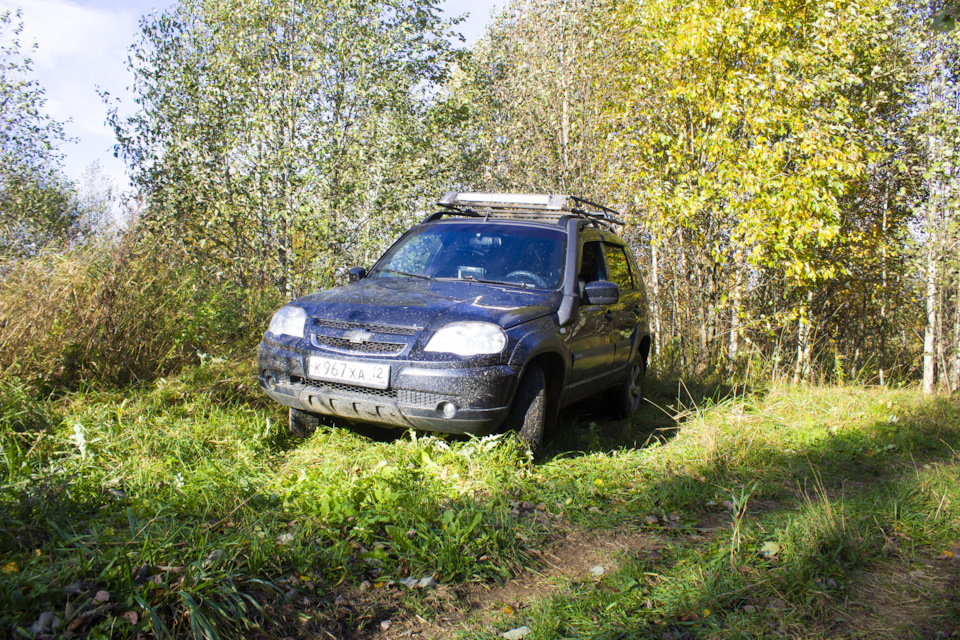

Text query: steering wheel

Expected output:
[504,270,547,288]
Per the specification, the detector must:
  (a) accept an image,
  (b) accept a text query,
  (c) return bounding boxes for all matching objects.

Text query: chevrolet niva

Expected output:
[257,192,651,455]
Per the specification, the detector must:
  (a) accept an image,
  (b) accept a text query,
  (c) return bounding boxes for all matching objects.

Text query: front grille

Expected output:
[313,319,420,336]
[397,389,457,407]
[292,378,457,409]
[311,334,405,355]
[296,378,398,400]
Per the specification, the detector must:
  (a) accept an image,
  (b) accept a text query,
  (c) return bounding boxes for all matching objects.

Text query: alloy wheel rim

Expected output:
[628,364,642,410]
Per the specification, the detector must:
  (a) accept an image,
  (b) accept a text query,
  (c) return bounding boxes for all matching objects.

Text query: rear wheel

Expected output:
[615,360,644,419]
[289,407,320,438]
[509,363,547,457]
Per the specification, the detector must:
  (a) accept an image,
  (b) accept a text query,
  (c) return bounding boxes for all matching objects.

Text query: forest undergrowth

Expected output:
[1,360,958,639]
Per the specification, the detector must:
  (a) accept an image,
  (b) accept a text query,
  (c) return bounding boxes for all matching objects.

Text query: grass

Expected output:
[2,364,960,639]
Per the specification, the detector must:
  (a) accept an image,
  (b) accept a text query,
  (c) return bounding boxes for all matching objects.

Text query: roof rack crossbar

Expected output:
[436,192,624,227]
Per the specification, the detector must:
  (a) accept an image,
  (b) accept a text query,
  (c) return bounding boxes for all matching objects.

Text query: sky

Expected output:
[0,0,502,193]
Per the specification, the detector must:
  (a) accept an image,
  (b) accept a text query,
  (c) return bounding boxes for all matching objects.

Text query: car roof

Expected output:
[424,192,624,234]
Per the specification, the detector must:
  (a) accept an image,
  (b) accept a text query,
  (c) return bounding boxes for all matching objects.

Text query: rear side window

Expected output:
[603,243,635,291]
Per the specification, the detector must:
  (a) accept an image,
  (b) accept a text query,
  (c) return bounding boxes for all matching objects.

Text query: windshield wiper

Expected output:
[436,275,528,288]
[376,268,432,280]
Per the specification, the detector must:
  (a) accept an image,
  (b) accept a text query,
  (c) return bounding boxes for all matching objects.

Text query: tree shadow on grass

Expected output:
[546,375,766,458]
[530,390,960,640]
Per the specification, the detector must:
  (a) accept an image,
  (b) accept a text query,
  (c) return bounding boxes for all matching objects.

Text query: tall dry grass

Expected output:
[0,231,278,388]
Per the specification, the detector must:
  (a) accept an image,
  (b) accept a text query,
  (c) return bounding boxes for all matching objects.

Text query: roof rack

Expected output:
[432,192,624,228]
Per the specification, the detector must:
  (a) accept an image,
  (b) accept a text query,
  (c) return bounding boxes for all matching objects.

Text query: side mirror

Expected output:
[583,280,619,305]
[348,267,367,283]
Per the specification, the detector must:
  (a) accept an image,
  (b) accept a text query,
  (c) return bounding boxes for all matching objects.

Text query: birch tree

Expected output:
[0,11,82,259]
[111,0,464,295]
[592,0,908,379]
[910,2,960,393]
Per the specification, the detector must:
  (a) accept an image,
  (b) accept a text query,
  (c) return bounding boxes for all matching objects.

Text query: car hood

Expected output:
[295,278,561,330]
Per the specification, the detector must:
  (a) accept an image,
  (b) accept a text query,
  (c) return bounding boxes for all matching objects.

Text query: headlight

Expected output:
[267,306,307,338]
[424,322,507,356]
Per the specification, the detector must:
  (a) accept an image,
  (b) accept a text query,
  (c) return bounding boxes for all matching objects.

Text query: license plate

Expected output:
[307,357,390,389]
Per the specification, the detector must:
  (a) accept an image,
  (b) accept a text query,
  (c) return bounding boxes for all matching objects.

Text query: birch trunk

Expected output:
[651,243,662,357]
[953,262,960,392]
[922,203,939,394]
[793,291,813,384]
[880,177,889,386]
[729,251,744,365]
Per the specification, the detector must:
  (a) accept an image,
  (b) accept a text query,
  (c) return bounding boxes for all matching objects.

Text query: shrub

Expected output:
[0,231,281,388]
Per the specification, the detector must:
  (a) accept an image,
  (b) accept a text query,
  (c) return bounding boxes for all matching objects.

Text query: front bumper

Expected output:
[257,340,517,435]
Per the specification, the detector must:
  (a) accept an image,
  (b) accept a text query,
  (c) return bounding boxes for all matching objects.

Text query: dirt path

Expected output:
[358,527,666,640]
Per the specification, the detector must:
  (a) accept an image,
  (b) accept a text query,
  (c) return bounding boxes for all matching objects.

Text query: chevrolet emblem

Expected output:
[343,329,373,344]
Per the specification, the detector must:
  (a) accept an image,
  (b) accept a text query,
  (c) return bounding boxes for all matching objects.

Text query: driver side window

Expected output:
[384,233,442,274]
[577,241,607,300]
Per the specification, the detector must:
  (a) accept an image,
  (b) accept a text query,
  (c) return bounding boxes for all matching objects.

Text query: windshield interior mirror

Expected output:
[469,235,502,251]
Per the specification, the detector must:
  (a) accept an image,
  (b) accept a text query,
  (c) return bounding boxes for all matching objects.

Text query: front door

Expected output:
[565,239,616,400]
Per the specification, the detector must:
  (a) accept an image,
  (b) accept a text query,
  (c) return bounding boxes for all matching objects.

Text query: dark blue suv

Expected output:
[257,193,651,454]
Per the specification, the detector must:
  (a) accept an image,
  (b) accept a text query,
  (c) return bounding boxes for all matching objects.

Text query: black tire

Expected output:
[289,407,320,438]
[615,359,644,419]
[509,363,547,457]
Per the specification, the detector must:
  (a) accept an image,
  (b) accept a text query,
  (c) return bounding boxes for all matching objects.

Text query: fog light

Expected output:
[437,401,458,419]
[265,373,278,391]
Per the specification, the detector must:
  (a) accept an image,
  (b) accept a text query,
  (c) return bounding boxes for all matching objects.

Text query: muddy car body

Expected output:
[257,192,652,451]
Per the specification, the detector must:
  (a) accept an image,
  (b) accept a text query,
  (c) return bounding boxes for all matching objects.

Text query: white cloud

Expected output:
[0,0,152,190]
[0,0,501,194]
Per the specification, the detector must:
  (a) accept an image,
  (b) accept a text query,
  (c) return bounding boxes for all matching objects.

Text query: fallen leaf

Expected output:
[122,611,138,625]
[501,626,531,640]
[759,541,781,558]
[67,616,91,633]
[202,549,225,568]
[133,563,151,585]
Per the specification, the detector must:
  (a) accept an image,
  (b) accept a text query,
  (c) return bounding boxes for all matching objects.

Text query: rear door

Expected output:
[602,241,643,368]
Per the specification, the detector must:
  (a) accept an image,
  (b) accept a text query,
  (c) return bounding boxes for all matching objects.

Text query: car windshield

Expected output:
[370,222,566,289]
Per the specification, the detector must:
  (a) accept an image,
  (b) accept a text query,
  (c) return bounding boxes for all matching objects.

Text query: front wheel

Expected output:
[289,407,320,438]
[614,360,644,419]
[509,363,547,457]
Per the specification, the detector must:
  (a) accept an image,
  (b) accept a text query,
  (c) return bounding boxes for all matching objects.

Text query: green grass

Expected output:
[2,364,960,639]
